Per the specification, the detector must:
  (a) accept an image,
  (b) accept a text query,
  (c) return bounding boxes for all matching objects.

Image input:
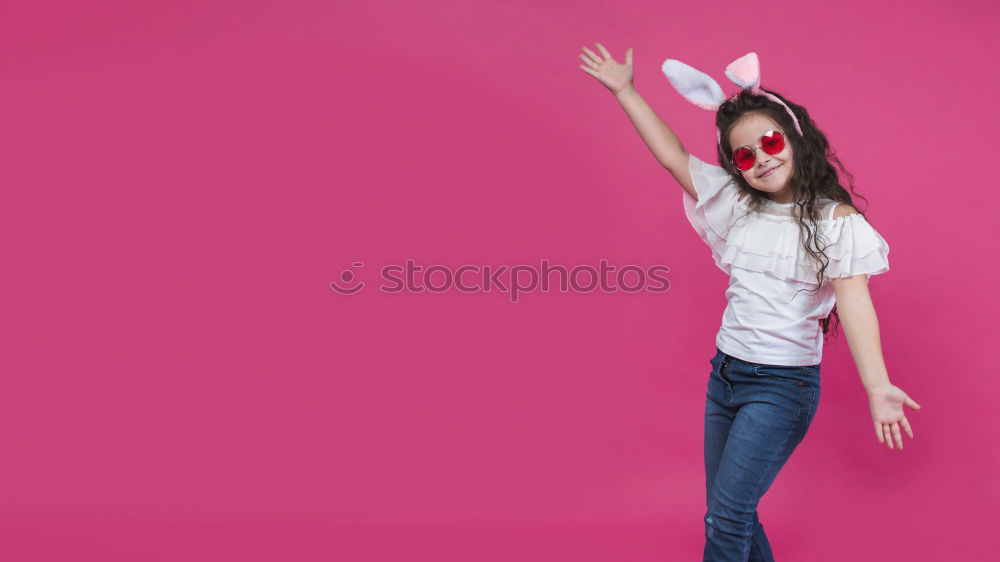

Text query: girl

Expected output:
[579,46,922,561]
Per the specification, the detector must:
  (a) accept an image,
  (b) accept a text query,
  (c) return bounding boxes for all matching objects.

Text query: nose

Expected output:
[753,147,773,169]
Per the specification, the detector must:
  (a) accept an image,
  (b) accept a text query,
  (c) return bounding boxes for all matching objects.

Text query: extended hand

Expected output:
[578,42,634,95]
[868,383,921,450]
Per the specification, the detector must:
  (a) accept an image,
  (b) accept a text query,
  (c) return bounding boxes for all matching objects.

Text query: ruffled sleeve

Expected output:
[817,211,891,282]
[681,153,743,274]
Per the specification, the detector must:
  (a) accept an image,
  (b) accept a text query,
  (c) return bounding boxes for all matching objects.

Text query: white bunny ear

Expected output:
[662,59,726,111]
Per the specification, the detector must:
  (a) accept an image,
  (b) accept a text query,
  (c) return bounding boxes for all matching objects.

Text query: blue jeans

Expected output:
[703,347,821,561]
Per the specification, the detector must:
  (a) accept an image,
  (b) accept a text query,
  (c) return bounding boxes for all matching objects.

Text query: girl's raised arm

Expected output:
[579,42,696,200]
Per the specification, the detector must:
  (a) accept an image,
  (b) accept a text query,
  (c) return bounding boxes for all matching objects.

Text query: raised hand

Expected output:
[867,383,922,450]
[578,42,633,95]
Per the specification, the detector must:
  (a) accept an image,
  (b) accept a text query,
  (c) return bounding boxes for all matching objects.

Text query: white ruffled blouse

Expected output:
[682,153,890,366]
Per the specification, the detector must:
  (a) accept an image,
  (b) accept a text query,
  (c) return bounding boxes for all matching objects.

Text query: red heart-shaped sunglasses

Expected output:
[732,130,786,171]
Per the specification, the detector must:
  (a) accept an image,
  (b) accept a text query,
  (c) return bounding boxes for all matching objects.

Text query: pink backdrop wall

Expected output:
[2,0,996,560]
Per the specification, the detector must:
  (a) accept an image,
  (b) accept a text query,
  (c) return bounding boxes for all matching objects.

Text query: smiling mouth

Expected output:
[758,164,782,178]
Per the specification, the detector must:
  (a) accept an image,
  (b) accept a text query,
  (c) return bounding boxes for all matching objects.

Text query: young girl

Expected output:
[579,46,922,560]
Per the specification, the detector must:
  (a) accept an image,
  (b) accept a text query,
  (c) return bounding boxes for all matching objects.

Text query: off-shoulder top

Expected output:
[682,153,890,366]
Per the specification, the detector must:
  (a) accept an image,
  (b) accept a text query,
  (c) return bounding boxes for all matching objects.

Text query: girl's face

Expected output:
[728,113,795,202]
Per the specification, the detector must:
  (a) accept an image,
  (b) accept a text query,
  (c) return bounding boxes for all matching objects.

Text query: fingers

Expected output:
[900,416,914,440]
[595,42,613,61]
[877,418,916,450]
[581,46,603,65]
[905,396,921,410]
[579,53,599,70]
[578,64,599,78]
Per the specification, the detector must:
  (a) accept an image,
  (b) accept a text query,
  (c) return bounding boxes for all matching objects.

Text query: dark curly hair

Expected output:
[714,88,872,340]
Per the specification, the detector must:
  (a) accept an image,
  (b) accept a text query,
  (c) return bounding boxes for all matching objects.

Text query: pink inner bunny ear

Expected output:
[724,52,761,90]
[661,59,725,111]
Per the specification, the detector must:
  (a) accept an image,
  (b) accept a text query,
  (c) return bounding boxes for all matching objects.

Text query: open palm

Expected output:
[868,383,922,450]
[578,42,633,94]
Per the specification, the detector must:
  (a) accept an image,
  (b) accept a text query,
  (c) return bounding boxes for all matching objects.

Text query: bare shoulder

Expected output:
[832,203,861,219]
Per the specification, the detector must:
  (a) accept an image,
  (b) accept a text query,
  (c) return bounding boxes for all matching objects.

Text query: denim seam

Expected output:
[741,389,806,561]
[806,387,821,421]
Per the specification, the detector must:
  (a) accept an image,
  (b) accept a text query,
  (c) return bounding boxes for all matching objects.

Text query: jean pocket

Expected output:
[753,364,810,386]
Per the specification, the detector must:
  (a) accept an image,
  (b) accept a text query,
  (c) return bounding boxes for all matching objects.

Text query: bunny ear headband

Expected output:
[661,52,803,147]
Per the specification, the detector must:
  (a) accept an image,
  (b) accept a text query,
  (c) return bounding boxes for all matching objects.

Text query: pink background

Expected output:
[2,0,996,560]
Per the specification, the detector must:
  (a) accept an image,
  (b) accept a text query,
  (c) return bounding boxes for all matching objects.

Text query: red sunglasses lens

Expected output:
[733,148,755,171]
[761,130,784,154]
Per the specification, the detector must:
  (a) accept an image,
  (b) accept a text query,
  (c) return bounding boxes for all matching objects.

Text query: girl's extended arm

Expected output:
[579,43,696,199]
[833,271,922,451]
